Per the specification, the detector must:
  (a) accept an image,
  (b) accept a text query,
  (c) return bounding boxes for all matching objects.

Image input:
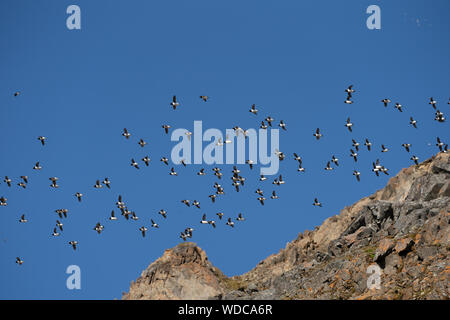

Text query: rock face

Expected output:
[123,153,450,300]
[122,243,226,300]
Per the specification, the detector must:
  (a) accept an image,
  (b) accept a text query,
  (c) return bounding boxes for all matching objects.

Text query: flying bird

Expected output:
[381,98,391,107]
[33,162,42,170]
[37,136,46,146]
[402,143,411,152]
[142,156,151,166]
[313,128,323,140]
[162,124,171,134]
[170,95,180,110]
[69,241,78,251]
[122,128,131,139]
[313,198,322,207]
[75,192,83,202]
[249,104,258,115]
[344,117,353,132]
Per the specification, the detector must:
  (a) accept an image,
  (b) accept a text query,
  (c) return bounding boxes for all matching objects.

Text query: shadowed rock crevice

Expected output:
[123,153,449,300]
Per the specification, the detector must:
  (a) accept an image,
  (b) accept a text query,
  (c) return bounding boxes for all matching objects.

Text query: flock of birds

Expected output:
[2,89,449,266]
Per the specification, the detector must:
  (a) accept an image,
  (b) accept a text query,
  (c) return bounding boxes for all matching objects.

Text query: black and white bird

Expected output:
[381,144,389,153]
[313,128,323,140]
[293,153,302,163]
[162,124,171,134]
[138,139,147,148]
[350,149,358,162]
[49,177,59,188]
[257,196,266,206]
[151,219,159,228]
[274,149,285,161]
[170,95,180,110]
[0,197,7,206]
[200,95,209,102]
[139,226,148,237]
[279,120,287,131]
[181,199,190,207]
[265,116,274,127]
[17,181,26,189]
[353,170,361,182]
[94,180,102,189]
[19,214,27,223]
[33,162,42,170]
[260,121,268,130]
[169,167,177,176]
[226,218,235,228]
[271,191,279,199]
[381,98,391,107]
[436,137,445,152]
[209,194,217,203]
[246,160,254,170]
[249,104,258,115]
[69,241,78,250]
[109,210,117,221]
[345,85,355,96]
[158,209,167,219]
[16,257,24,265]
[344,97,353,104]
[364,138,372,151]
[409,117,417,128]
[93,222,104,234]
[331,155,339,166]
[192,200,200,208]
[200,214,209,225]
[324,161,333,171]
[142,156,151,166]
[402,143,411,152]
[20,176,28,184]
[344,117,353,132]
[429,97,437,109]
[75,192,83,202]
[52,227,60,237]
[14,91,21,97]
[56,220,64,231]
[216,212,224,220]
[236,213,245,221]
[122,128,131,139]
[260,175,267,181]
[131,158,139,169]
[160,157,169,165]
[313,198,322,207]
[352,139,360,152]
[37,136,46,146]
[394,103,403,112]
[411,155,419,165]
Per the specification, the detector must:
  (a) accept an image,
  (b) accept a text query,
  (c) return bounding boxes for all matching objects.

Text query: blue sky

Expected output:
[0,0,448,299]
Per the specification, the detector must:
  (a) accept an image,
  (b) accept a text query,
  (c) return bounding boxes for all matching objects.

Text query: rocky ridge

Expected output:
[122,152,450,300]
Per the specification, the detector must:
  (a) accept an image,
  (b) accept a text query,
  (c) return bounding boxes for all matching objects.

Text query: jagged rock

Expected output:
[373,238,395,263]
[123,153,450,300]
[122,242,226,300]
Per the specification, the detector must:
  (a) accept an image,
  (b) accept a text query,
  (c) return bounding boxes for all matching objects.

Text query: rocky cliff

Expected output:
[122,152,450,300]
